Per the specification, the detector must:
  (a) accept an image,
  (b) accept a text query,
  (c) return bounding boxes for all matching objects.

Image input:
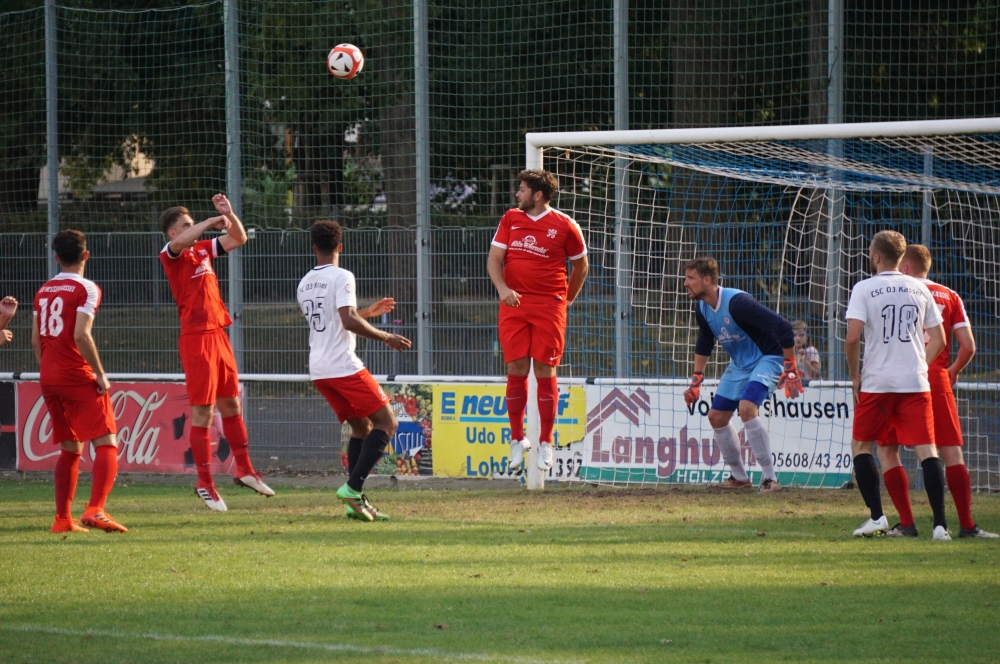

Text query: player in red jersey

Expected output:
[32,230,127,533]
[159,194,274,511]
[487,169,589,472]
[877,244,998,538]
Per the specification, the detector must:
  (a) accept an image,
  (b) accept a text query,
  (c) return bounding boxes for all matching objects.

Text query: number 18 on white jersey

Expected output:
[296,264,365,380]
[845,270,944,393]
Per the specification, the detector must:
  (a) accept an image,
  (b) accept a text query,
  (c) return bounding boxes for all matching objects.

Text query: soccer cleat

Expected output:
[958,525,1000,539]
[81,507,128,533]
[853,515,889,537]
[336,484,372,522]
[537,442,554,471]
[932,525,953,541]
[195,482,228,512]
[50,517,89,533]
[758,478,781,493]
[509,438,531,472]
[361,493,389,521]
[885,523,918,537]
[234,473,275,497]
[720,476,752,489]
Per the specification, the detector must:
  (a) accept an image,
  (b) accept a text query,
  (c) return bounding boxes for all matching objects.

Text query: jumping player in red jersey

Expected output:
[32,230,127,533]
[487,169,589,472]
[876,244,998,538]
[159,194,274,511]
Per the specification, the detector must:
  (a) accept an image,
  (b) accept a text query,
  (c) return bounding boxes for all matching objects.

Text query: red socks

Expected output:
[54,450,81,519]
[190,425,213,485]
[89,445,119,512]
[946,464,975,531]
[537,376,558,444]
[883,466,914,528]
[506,375,527,441]
[222,415,255,477]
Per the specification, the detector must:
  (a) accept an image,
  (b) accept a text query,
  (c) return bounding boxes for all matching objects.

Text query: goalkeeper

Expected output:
[681,257,803,492]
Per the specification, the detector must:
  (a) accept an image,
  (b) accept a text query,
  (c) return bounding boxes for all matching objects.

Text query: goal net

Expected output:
[531,119,1000,492]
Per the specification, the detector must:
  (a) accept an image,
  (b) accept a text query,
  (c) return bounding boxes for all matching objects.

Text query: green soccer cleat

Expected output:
[336,484,373,522]
[345,494,389,521]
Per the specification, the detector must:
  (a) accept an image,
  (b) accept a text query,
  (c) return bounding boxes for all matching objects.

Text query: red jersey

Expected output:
[33,273,102,386]
[159,238,232,334]
[921,278,970,372]
[491,207,587,299]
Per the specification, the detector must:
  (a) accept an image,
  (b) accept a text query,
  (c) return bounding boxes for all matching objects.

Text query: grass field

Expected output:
[1,478,999,663]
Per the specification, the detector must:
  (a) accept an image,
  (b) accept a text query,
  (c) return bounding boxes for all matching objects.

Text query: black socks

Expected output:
[921,457,948,529]
[854,453,884,520]
[346,437,363,475]
[347,429,390,492]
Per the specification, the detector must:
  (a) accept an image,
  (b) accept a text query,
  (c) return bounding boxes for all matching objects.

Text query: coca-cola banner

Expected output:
[16,381,235,473]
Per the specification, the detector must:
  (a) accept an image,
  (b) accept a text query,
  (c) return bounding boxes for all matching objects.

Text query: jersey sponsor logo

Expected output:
[509,234,549,257]
[191,261,213,279]
[716,326,746,345]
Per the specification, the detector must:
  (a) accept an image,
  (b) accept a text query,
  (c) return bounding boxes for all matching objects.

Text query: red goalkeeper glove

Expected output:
[777,359,804,399]
[683,372,704,406]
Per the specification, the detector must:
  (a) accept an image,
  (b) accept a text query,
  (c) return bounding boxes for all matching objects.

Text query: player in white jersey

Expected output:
[845,230,950,540]
[296,220,411,521]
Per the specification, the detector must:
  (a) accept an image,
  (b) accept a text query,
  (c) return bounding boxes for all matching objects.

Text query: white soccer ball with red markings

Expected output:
[327,44,364,79]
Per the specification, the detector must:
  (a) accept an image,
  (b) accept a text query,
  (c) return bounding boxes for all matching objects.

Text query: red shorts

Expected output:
[179,328,240,406]
[853,391,935,447]
[498,294,567,366]
[880,371,963,447]
[41,382,117,444]
[313,369,389,422]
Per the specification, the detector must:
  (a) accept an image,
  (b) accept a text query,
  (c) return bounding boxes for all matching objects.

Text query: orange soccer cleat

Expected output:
[51,517,90,533]
[81,506,129,533]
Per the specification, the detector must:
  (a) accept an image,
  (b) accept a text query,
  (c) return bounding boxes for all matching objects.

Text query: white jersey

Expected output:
[845,270,944,393]
[296,264,365,380]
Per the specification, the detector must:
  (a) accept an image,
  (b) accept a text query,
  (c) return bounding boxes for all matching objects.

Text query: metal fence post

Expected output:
[613,0,630,379]
[922,148,934,246]
[45,0,58,276]
[414,0,432,375]
[224,0,244,372]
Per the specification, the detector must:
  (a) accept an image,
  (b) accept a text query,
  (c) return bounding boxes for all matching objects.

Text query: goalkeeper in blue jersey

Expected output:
[682,257,803,492]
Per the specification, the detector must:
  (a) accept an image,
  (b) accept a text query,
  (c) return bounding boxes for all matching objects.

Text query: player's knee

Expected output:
[216,397,241,417]
[352,420,373,439]
[738,402,759,422]
[939,446,963,467]
[707,409,731,429]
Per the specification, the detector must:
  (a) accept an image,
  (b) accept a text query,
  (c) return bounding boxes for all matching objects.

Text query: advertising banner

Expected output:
[16,381,236,474]
[579,384,855,487]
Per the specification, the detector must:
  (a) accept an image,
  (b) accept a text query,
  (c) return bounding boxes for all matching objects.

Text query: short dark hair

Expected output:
[871,230,906,264]
[518,169,559,202]
[684,256,720,282]
[53,229,87,265]
[311,219,343,255]
[159,206,190,235]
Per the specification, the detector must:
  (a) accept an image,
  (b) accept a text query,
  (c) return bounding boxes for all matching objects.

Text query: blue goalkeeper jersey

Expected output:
[695,288,794,370]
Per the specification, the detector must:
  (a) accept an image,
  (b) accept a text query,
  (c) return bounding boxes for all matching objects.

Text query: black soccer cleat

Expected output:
[958,525,1000,539]
[885,522,918,538]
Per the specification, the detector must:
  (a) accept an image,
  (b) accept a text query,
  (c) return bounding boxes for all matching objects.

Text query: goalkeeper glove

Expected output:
[684,372,704,406]
[777,359,804,399]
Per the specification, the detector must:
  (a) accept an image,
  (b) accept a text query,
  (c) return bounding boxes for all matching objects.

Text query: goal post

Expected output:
[524,118,1000,491]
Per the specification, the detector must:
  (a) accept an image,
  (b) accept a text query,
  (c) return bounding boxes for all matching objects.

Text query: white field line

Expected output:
[3,624,558,663]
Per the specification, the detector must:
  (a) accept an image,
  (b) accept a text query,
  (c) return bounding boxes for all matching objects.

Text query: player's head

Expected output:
[310,219,343,257]
[52,229,89,269]
[792,320,809,348]
[683,257,720,300]
[159,206,194,238]
[516,169,558,210]
[869,230,906,273]
[899,243,932,279]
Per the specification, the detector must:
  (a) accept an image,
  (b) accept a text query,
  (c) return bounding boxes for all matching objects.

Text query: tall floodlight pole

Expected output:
[613,0,630,378]
[45,0,59,276]
[824,0,844,380]
[224,0,244,371]
[414,0,432,375]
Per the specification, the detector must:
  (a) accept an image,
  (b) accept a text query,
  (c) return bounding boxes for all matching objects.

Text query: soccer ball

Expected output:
[327,44,364,79]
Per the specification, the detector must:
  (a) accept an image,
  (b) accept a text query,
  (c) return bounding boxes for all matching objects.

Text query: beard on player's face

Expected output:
[517,191,538,211]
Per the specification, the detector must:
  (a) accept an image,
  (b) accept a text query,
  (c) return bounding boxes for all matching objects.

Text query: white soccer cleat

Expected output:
[509,438,531,472]
[537,442,554,471]
[959,526,1000,539]
[195,483,228,512]
[853,515,888,537]
[932,525,953,541]
[234,473,275,497]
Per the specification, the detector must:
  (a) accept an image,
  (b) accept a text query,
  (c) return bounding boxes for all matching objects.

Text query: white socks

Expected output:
[742,416,776,481]
[713,423,748,482]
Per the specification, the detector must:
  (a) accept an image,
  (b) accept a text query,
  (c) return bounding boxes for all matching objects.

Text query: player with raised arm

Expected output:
[159,195,274,511]
[33,230,126,533]
[682,257,803,493]
[297,220,411,521]
[487,169,589,473]
[876,244,997,538]
[846,232,951,540]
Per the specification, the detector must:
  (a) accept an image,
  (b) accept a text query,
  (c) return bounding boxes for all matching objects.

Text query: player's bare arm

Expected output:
[845,318,864,403]
[212,193,249,253]
[0,295,17,328]
[167,215,230,255]
[949,325,976,386]
[338,306,412,351]
[566,255,589,305]
[30,316,41,364]
[924,322,946,366]
[487,245,521,307]
[73,312,110,395]
[358,297,396,319]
